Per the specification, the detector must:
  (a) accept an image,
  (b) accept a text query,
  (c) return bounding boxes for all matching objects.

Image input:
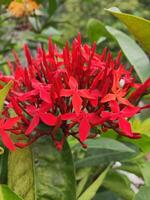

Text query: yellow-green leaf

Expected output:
[0,81,13,114]
[8,136,76,200]
[0,185,22,200]
[106,26,150,82]
[106,7,150,53]
[78,165,111,200]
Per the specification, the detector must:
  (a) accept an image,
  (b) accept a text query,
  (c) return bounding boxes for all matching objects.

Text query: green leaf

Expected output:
[121,135,150,154]
[85,138,135,153]
[8,136,76,200]
[0,185,22,200]
[93,191,120,200]
[103,171,135,200]
[134,186,150,200]
[76,149,135,168]
[140,161,150,186]
[0,81,13,114]
[76,168,91,197]
[132,118,150,137]
[87,18,113,42]
[76,138,136,168]
[118,162,142,177]
[0,145,9,184]
[48,0,57,16]
[106,26,150,82]
[106,7,150,53]
[78,165,111,200]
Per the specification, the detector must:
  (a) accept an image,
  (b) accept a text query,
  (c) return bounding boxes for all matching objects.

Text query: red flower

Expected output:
[0,34,149,150]
[101,101,140,138]
[0,117,19,150]
[101,73,133,107]
[60,76,95,113]
[25,103,57,135]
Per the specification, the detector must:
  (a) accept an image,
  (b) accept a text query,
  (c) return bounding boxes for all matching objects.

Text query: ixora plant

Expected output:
[0,33,150,200]
[1,34,150,151]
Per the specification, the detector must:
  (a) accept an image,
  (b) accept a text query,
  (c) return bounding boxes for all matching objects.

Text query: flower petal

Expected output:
[117,96,134,107]
[4,117,20,130]
[79,117,90,142]
[121,107,140,118]
[25,114,40,135]
[61,113,76,121]
[79,89,95,99]
[72,93,82,114]
[40,113,57,126]
[119,118,132,137]
[40,89,52,104]
[101,93,116,103]
[109,100,120,113]
[1,130,15,151]
[69,76,78,89]
[60,89,73,97]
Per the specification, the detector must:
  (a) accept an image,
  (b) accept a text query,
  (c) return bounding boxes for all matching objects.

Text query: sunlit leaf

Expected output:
[8,136,76,200]
[134,186,150,200]
[78,165,111,200]
[0,185,22,200]
[103,171,135,200]
[106,26,150,82]
[87,18,113,42]
[0,81,13,114]
[107,7,150,53]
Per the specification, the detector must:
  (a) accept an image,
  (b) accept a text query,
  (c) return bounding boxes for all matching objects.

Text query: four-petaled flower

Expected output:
[60,76,96,113]
[101,73,133,107]
[1,34,149,150]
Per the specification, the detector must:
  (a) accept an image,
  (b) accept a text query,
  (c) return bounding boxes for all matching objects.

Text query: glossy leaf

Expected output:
[85,138,135,153]
[93,191,119,200]
[131,118,150,137]
[0,144,8,184]
[140,161,150,186]
[0,185,22,200]
[103,171,135,200]
[8,136,76,200]
[76,149,135,168]
[87,18,113,42]
[87,17,150,82]
[78,165,111,200]
[76,138,136,168]
[134,186,150,200]
[0,81,13,114]
[76,168,91,198]
[106,26,150,82]
[107,7,150,53]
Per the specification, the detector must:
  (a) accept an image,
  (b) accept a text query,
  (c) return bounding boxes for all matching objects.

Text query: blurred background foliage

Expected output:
[0,1,150,200]
[0,0,150,56]
[58,0,150,39]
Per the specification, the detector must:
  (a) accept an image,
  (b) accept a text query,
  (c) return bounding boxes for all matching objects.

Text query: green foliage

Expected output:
[106,26,150,82]
[107,7,150,53]
[0,145,8,184]
[103,171,135,200]
[8,136,76,200]
[87,18,150,82]
[87,18,113,43]
[78,165,111,200]
[76,138,137,168]
[0,185,22,200]
[134,186,150,200]
[0,1,150,199]
[0,81,13,114]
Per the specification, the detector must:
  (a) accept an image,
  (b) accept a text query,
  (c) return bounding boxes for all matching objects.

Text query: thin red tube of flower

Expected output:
[0,34,150,151]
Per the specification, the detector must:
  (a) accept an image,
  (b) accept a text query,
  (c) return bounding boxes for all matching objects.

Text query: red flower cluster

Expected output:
[0,34,150,150]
